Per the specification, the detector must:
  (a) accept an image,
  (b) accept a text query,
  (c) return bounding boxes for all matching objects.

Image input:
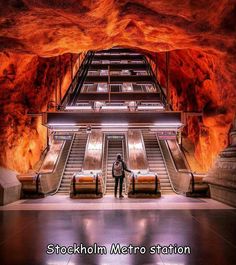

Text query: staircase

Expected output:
[57,133,87,194]
[142,131,173,192]
[105,139,124,194]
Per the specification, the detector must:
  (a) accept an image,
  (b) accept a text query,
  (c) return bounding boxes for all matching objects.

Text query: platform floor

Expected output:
[0,195,236,265]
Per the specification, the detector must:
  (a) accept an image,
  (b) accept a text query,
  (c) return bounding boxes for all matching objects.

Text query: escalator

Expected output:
[142,131,173,193]
[57,133,87,194]
[159,139,208,196]
[104,137,124,195]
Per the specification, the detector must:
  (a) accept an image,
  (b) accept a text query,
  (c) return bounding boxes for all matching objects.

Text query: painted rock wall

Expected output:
[0,53,78,173]
[0,0,235,172]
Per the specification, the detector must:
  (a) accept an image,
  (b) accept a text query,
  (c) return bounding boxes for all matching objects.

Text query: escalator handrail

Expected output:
[35,145,49,172]
[169,139,193,172]
[165,140,191,174]
[156,136,181,194]
[104,138,109,194]
[132,173,135,195]
[122,136,129,196]
[155,174,158,194]
[190,172,195,193]
[100,134,106,195]
[50,134,76,195]
[95,173,99,195]
[72,174,76,196]
[164,140,206,193]
[38,141,66,176]
[35,173,40,194]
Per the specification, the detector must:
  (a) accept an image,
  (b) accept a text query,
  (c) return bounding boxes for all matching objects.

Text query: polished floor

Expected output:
[0,195,236,265]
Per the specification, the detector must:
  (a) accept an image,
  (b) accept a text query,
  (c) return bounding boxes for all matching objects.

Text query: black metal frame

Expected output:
[59,48,170,111]
[61,51,95,107]
[144,56,169,109]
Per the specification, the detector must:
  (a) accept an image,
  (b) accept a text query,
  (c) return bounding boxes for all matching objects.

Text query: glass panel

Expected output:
[132,84,143,92]
[121,70,131,76]
[122,83,133,92]
[144,84,156,92]
[87,71,99,76]
[110,71,120,76]
[91,60,101,64]
[100,70,108,76]
[131,60,144,64]
[111,61,120,64]
[82,84,97,92]
[135,71,148,76]
[97,83,108,92]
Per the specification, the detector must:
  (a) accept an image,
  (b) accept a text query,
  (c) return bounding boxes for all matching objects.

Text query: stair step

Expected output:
[57,133,87,194]
[143,132,172,192]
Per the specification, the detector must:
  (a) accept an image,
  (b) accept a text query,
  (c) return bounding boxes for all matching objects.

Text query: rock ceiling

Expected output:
[0,0,235,172]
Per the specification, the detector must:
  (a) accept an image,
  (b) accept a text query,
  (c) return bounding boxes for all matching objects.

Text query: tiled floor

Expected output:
[0,195,235,265]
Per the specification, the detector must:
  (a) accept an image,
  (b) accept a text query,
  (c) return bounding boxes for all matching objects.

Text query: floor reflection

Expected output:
[0,210,236,265]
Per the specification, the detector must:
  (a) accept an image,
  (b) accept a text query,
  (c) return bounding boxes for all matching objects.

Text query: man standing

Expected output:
[112,154,131,198]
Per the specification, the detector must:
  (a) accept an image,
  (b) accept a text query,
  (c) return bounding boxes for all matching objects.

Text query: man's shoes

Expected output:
[119,195,124,198]
[114,194,117,198]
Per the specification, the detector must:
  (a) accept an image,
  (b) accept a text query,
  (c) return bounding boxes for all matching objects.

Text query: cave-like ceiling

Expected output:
[0,0,235,57]
[0,0,236,173]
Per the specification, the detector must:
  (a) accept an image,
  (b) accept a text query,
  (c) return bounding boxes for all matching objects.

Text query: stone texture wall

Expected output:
[0,0,236,173]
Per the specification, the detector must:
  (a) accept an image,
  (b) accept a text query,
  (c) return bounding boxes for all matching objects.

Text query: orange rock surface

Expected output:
[0,0,235,172]
[0,53,78,172]
[155,50,235,170]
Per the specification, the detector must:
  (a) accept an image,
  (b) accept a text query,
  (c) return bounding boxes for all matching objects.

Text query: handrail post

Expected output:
[73,174,76,196]
[50,134,75,195]
[132,174,135,195]
[191,172,195,194]
[165,51,170,110]
[95,174,99,195]
[36,173,40,194]
[155,174,158,194]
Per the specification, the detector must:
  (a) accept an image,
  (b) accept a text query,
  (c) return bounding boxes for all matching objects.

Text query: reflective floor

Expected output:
[0,196,236,265]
